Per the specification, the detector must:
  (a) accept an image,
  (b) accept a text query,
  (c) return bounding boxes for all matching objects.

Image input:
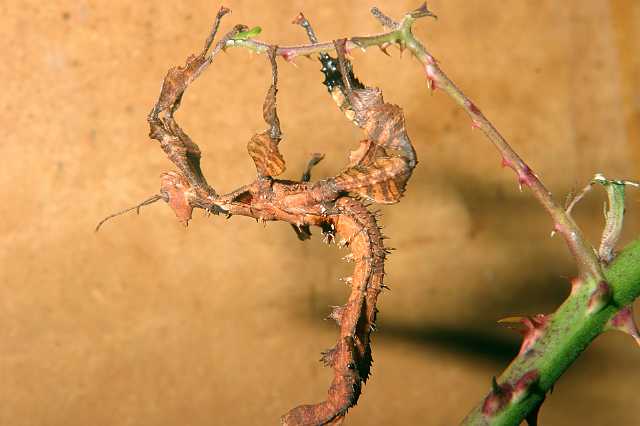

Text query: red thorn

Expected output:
[517,165,536,188]
[466,100,482,116]
[426,77,437,92]
[464,99,480,129]
[513,370,540,403]
[499,315,549,355]
[281,49,297,64]
[607,305,640,346]
[587,281,612,314]
[482,370,540,417]
[553,222,566,235]
[520,315,548,355]
[425,64,439,92]
[569,277,583,296]
[482,378,513,416]
[501,157,514,169]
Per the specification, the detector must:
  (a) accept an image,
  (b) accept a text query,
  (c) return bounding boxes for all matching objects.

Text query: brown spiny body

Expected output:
[141,11,417,426]
[281,197,385,425]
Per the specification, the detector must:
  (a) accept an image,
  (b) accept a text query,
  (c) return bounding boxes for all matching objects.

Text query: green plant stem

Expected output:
[396,19,605,284]
[462,239,640,425]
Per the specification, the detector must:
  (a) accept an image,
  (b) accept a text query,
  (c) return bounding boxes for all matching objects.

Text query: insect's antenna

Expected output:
[95,194,165,232]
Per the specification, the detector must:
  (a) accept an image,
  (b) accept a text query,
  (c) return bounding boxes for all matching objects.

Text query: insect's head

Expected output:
[319,52,365,94]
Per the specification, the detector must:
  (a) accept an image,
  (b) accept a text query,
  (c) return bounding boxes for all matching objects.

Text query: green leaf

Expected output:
[234,26,262,40]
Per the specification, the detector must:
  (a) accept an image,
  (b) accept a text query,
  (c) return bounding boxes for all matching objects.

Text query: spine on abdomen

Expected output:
[281,197,386,425]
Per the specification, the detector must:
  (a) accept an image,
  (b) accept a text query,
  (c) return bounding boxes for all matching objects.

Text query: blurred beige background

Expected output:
[2,1,639,425]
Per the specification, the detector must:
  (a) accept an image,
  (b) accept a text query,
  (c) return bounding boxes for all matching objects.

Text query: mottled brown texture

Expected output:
[283,198,386,425]
[140,10,416,424]
[2,1,640,425]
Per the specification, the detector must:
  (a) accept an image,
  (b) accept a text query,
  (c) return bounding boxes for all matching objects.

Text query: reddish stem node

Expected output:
[519,315,549,355]
[512,370,540,403]
[281,49,297,63]
[569,277,583,296]
[517,165,536,188]
[501,157,514,169]
[587,281,613,314]
[466,100,481,116]
[482,379,513,417]
[425,63,439,91]
[607,306,640,346]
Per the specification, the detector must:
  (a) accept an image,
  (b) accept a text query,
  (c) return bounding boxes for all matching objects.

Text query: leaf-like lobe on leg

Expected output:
[247,132,286,177]
[247,46,287,177]
[160,171,194,226]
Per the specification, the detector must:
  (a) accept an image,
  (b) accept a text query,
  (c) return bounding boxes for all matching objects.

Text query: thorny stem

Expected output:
[410,47,606,283]
[462,240,640,426]
[226,4,605,284]
[222,3,638,425]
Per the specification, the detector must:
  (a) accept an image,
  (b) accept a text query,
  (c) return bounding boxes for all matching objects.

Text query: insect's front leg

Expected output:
[147,8,246,195]
[246,46,287,178]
